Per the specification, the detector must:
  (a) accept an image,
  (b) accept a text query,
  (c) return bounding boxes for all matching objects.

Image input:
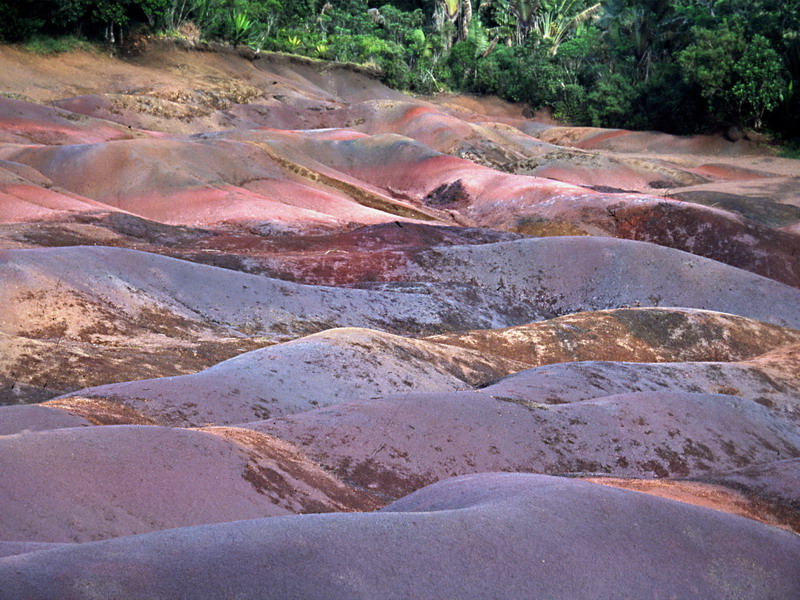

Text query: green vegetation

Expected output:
[1,0,798,140]
[22,34,95,54]
[778,141,800,159]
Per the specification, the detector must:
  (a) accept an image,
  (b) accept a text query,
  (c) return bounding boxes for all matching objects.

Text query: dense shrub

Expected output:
[0,0,797,139]
[0,3,44,42]
[474,43,560,108]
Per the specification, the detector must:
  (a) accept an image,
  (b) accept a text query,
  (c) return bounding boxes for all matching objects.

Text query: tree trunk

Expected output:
[440,0,461,20]
[459,0,473,42]
[481,36,499,58]
[435,1,458,51]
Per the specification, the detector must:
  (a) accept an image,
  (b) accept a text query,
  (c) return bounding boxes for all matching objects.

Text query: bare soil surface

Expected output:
[1,40,798,598]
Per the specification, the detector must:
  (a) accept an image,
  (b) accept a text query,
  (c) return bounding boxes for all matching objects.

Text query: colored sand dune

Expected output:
[1,41,798,598]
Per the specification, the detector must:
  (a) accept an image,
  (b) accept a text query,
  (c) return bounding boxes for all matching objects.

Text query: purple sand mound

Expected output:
[54,327,525,426]
[0,425,376,543]
[249,391,800,500]
[480,348,800,420]
[0,542,73,559]
[405,236,800,327]
[1,474,797,600]
[0,404,91,434]
[0,245,521,340]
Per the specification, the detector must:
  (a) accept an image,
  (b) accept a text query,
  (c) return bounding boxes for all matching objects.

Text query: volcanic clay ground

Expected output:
[1,41,799,598]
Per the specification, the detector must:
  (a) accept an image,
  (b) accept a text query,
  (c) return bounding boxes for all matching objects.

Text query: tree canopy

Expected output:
[1,0,798,138]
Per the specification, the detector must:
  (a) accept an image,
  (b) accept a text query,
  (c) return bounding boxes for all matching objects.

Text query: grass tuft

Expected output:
[22,35,95,55]
[777,140,800,160]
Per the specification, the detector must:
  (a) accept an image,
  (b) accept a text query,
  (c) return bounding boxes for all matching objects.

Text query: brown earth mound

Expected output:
[426,308,800,365]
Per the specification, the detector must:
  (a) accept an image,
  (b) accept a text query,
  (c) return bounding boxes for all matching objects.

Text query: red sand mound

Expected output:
[2,135,439,228]
[3,43,796,284]
[0,160,126,224]
[0,98,138,145]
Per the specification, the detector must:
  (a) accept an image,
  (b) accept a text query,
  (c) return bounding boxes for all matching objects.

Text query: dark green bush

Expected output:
[0,4,44,42]
[0,0,796,139]
[473,42,559,108]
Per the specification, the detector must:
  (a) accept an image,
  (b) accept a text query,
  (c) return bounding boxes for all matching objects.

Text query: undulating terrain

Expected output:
[1,41,799,598]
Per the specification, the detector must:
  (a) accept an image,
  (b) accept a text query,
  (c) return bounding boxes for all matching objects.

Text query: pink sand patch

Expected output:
[575,129,629,148]
[242,179,416,224]
[689,164,771,180]
[256,127,368,142]
[109,185,342,227]
[347,154,476,195]
[0,118,131,145]
[533,165,649,190]
[0,184,121,223]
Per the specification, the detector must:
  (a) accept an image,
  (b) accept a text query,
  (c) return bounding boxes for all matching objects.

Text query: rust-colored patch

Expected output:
[608,201,800,288]
[715,385,741,396]
[423,180,471,208]
[582,476,800,534]
[133,306,200,339]
[427,308,800,367]
[258,250,411,286]
[203,427,383,513]
[43,397,158,426]
[511,219,590,237]
[342,457,437,502]
[242,463,291,504]
[638,460,671,478]
[26,320,69,340]
[1,334,271,405]
[654,447,691,478]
